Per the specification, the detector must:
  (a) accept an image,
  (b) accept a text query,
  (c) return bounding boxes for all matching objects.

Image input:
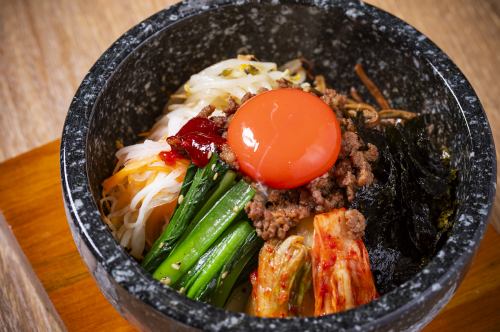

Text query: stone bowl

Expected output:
[60,0,496,331]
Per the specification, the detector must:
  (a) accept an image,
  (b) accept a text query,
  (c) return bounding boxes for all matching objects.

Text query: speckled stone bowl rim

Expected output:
[61,0,496,330]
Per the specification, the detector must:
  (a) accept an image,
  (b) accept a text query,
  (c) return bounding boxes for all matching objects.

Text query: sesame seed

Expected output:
[179,287,186,294]
[207,151,213,159]
[171,263,181,270]
[213,173,218,181]
[159,242,164,249]
[221,271,228,279]
[160,277,171,285]
[211,163,216,171]
[178,194,184,204]
[233,206,239,212]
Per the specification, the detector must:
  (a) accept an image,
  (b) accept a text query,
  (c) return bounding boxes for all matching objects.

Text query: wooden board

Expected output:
[0,214,65,332]
[0,140,499,331]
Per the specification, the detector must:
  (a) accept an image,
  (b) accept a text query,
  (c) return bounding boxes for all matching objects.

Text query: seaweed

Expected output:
[352,115,457,294]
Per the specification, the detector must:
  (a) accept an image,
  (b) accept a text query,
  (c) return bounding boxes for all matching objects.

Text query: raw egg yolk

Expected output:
[227,88,341,189]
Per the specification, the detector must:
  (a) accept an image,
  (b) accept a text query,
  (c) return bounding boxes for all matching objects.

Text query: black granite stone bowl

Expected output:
[60,0,496,331]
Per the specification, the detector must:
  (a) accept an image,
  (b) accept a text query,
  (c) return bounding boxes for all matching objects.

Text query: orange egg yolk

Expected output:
[227,88,341,189]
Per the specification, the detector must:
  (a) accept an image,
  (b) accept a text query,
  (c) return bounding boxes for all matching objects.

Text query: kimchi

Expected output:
[312,209,378,315]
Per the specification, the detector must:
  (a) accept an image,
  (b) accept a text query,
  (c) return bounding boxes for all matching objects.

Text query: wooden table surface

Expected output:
[0,0,499,331]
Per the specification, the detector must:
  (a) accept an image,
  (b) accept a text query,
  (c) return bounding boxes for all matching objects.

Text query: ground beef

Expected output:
[334,131,379,200]
[307,173,345,212]
[341,117,357,132]
[345,209,366,239]
[209,115,227,129]
[246,125,378,240]
[246,189,312,239]
[244,88,379,240]
[197,104,216,118]
[321,88,347,118]
[276,78,299,89]
[240,92,255,104]
[220,143,238,169]
[237,89,269,108]
[223,97,239,115]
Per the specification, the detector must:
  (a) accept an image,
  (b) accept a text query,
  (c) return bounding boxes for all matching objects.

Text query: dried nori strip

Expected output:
[352,115,457,294]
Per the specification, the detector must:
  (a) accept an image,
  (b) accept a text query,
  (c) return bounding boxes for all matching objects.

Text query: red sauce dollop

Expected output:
[166,117,225,167]
[159,150,182,165]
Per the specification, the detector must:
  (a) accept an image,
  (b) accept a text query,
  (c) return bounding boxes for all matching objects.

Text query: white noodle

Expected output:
[108,206,129,219]
[120,228,133,248]
[130,171,153,182]
[115,140,171,168]
[130,169,183,210]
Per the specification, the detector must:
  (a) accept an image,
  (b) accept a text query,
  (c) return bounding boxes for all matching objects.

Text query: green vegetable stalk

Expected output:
[186,220,255,301]
[210,229,261,307]
[179,163,197,197]
[152,180,255,285]
[180,170,237,242]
